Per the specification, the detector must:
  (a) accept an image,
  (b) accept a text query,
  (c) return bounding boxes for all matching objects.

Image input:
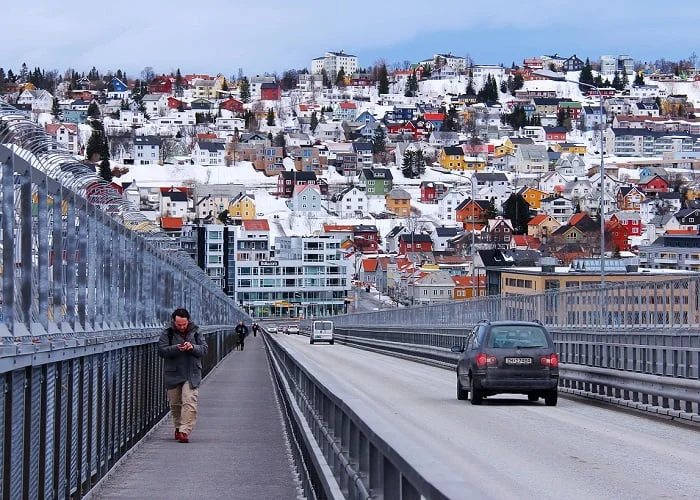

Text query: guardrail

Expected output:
[264,332,452,500]
[0,326,237,500]
[332,326,700,420]
[334,277,700,331]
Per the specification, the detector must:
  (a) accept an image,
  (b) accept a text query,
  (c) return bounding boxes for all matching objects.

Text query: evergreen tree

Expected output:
[273,131,286,155]
[6,69,15,83]
[310,111,319,132]
[175,68,184,96]
[221,79,229,92]
[377,64,389,94]
[621,71,629,89]
[0,68,6,87]
[321,69,331,88]
[239,77,251,103]
[372,127,386,155]
[466,67,475,95]
[579,58,595,91]
[500,79,508,94]
[512,73,525,94]
[266,108,275,126]
[87,101,101,119]
[99,160,113,182]
[422,64,431,79]
[413,149,426,177]
[402,150,415,178]
[335,67,346,87]
[502,193,531,234]
[634,71,645,86]
[484,197,499,220]
[612,71,622,91]
[19,63,28,83]
[52,98,60,118]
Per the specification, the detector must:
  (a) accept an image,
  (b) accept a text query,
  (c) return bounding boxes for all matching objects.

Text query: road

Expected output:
[274,334,700,499]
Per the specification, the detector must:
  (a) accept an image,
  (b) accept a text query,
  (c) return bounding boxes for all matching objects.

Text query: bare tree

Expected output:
[141,67,155,83]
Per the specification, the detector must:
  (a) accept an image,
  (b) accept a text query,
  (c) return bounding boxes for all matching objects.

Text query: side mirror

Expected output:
[450,345,464,353]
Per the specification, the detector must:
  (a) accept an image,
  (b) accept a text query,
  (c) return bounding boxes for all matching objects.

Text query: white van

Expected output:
[310,320,334,345]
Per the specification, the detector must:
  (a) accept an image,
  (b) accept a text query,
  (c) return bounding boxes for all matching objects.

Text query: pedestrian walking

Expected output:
[158,308,208,443]
[252,322,260,337]
[235,320,249,350]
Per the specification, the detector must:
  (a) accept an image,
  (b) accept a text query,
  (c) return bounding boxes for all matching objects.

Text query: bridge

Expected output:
[0,103,698,499]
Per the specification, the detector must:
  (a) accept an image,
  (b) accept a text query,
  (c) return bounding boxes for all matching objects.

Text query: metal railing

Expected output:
[335,277,700,332]
[0,102,245,498]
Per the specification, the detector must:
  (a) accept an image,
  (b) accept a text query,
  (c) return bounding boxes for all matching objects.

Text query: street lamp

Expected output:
[559,78,606,288]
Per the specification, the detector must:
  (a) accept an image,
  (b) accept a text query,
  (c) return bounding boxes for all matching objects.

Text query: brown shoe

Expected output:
[178,433,189,443]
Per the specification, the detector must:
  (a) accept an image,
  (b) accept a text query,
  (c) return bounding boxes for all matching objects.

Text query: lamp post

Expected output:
[560,77,607,323]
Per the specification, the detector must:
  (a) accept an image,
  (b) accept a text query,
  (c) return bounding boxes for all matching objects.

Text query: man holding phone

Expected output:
[158,308,208,443]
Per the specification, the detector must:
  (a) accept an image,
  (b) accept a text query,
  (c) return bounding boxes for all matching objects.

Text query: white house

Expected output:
[192,141,226,165]
[515,144,549,174]
[141,94,168,117]
[538,171,569,195]
[160,190,188,219]
[438,189,469,222]
[119,110,147,126]
[17,89,53,114]
[329,186,368,218]
[540,195,575,224]
[292,184,323,212]
[46,123,79,155]
[133,136,161,165]
[554,153,588,179]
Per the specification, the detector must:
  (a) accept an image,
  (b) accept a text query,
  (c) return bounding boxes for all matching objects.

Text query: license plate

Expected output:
[505,357,533,365]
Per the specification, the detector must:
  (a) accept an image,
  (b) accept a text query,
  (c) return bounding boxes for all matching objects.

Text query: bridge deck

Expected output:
[89,335,301,500]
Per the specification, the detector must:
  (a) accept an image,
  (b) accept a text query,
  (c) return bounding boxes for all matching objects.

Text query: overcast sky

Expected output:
[2,1,698,79]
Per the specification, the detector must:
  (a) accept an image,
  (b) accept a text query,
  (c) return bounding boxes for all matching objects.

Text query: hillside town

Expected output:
[3,50,700,318]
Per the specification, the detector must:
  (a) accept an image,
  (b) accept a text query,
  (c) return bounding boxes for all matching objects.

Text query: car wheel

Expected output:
[469,377,483,405]
[329,340,334,345]
[310,339,314,344]
[457,379,468,401]
[544,390,558,406]
[527,394,539,402]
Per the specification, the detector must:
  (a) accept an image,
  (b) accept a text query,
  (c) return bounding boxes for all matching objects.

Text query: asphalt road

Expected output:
[276,334,700,500]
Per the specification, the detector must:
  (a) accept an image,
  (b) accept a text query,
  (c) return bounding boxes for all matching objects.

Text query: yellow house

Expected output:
[519,186,549,210]
[439,146,465,170]
[552,142,587,155]
[495,141,515,157]
[228,193,256,220]
[463,156,486,171]
[385,187,411,216]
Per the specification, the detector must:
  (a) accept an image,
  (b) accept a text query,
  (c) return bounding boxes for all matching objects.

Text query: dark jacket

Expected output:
[158,322,208,389]
[235,323,249,339]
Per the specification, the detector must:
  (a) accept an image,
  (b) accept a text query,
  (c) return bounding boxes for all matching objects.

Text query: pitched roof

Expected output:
[362,259,378,272]
[160,217,183,230]
[242,219,270,231]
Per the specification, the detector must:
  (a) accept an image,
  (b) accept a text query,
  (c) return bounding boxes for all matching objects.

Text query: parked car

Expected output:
[287,324,300,335]
[310,320,334,345]
[451,320,559,406]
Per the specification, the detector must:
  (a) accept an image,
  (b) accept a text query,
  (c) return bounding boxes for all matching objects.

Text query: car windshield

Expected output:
[486,326,549,348]
[314,321,333,330]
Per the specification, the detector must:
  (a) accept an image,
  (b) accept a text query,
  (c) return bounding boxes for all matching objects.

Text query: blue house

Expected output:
[355,110,376,123]
[108,77,130,99]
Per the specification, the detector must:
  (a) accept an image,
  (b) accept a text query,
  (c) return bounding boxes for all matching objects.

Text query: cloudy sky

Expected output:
[2,1,698,79]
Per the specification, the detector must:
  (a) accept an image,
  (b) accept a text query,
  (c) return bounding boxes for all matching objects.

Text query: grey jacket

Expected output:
[158,322,208,389]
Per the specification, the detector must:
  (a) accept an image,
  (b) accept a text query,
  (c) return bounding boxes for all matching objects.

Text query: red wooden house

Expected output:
[610,212,643,239]
[397,233,434,254]
[385,120,422,141]
[637,174,669,195]
[353,225,380,253]
[605,219,630,251]
[168,97,185,109]
[148,76,173,94]
[420,181,448,203]
[261,82,281,100]
[544,127,567,142]
[220,98,245,113]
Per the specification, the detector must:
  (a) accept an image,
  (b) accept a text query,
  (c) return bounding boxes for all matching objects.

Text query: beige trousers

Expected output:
[167,382,199,434]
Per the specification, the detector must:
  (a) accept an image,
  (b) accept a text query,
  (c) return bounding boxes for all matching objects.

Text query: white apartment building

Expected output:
[235,234,352,318]
[471,65,505,90]
[311,51,359,77]
[133,136,160,165]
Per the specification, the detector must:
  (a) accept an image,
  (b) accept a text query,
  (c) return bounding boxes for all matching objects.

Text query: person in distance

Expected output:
[158,308,208,443]
[235,320,249,350]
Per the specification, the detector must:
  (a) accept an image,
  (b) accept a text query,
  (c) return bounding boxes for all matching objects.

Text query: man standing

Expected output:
[158,308,208,443]
[235,320,249,350]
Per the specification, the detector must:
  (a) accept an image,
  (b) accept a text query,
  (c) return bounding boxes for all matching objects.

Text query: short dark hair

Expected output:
[172,308,190,320]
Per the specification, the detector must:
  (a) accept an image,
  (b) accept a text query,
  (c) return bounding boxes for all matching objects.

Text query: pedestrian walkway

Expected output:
[89,334,301,500]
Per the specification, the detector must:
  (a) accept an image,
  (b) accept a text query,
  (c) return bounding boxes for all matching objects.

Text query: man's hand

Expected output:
[183,341,193,351]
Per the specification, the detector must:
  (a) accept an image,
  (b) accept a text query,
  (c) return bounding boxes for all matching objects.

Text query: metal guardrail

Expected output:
[334,277,700,332]
[0,326,238,500]
[0,102,247,498]
[265,332,453,500]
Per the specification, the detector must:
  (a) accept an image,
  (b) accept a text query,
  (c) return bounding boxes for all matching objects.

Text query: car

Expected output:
[287,325,300,335]
[267,325,278,334]
[451,320,559,406]
[310,320,334,345]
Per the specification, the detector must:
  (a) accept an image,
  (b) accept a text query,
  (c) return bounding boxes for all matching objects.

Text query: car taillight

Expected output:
[540,354,559,368]
[476,353,498,367]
